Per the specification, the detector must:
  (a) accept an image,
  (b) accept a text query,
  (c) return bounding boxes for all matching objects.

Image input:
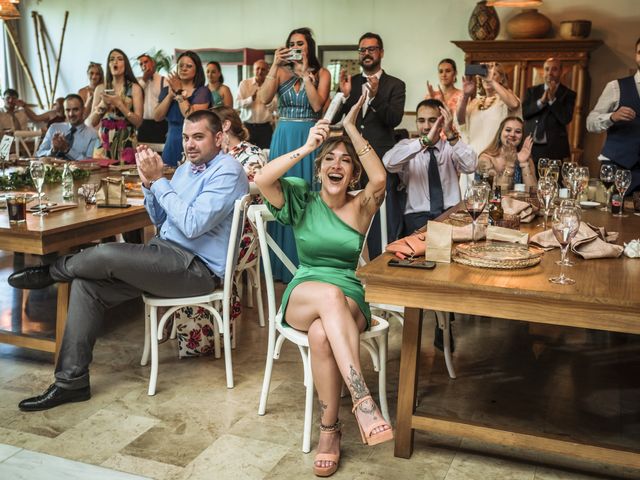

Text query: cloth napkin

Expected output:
[486,225,529,244]
[502,197,537,223]
[451,223,487,242]
[530,222,623,259]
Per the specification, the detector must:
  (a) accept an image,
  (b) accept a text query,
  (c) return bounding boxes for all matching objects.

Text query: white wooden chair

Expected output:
[249,204,390,453]
[140,194,251,393]
[14,130,41,157]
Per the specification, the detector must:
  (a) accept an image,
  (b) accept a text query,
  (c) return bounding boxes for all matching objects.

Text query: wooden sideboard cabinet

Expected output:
[452,39,603,162]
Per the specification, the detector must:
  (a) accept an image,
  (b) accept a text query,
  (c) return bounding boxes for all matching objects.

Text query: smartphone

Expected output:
[104,88,115,95]
[464,64,488,77]
[388,258,436,270]
[288,49,303,61]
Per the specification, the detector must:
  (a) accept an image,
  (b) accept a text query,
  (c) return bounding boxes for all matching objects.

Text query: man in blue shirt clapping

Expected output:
[9,110,249,411]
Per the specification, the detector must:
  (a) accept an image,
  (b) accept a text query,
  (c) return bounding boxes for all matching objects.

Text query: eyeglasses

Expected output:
[357,46,381,54]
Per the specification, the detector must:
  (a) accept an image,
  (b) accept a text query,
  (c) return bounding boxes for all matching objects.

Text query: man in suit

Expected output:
[523,57,576,168]
[587,37,640,194]
[338,32,406,256]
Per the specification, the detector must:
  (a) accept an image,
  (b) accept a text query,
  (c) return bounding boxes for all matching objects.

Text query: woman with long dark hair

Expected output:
[206,61,233,108]
[86,49,142,163]
[257,27,331,281]
[154,50,211,166]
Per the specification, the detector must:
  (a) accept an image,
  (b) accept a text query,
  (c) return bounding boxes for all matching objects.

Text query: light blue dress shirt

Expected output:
[143,151,249,278]
[37,122,99,160]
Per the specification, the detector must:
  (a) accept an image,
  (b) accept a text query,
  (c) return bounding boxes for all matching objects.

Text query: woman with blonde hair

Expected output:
[79,62,104,117]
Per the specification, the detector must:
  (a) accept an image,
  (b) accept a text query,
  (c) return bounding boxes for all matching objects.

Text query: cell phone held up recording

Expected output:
[288,49,303,62]
[388,258,436,270]
[103,88,115,95]
[464,64,488,78]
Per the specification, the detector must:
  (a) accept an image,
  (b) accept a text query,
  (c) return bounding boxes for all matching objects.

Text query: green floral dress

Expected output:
[265,177,371,328]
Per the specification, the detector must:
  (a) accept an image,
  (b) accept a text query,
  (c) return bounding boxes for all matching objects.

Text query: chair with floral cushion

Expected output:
[249,203,390,453]
[140,193,251,394]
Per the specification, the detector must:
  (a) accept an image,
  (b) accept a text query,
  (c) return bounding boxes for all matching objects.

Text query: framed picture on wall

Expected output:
[318,45,360,92]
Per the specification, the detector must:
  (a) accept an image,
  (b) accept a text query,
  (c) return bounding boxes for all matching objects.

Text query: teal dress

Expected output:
[266,178,371,328]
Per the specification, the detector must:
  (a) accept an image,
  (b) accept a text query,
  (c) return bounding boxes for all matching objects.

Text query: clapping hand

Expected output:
[343,94,366,130]
[462,75,476,98]
[339,70,352,97]
[166,73,182,94]
[304,119,330,151]
[367,75,379,98]
[135,144,164,187]
[439,106,455,138]
[517,135,534,166]
[51,132,69,153]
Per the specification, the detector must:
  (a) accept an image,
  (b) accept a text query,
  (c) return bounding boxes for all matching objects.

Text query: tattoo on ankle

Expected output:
[348,365,370,401]
[319,399,327,421]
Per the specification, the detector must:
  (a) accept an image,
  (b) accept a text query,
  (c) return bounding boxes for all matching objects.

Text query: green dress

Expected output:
[265,177,371,329]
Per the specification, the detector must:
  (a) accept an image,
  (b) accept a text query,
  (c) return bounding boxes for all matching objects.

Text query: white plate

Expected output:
[579,201,600,209]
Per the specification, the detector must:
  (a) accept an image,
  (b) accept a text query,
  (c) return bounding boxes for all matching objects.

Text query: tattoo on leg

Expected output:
[319,399,328,422]
[348,365,370,401]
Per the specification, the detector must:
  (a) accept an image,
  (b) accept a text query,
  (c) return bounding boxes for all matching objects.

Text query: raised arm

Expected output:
[254,120,329,208]
[344,95,386,218]
[85,84,107,128]
[257,47,289,104]
[457,75,476,125]
[492,80,520,111]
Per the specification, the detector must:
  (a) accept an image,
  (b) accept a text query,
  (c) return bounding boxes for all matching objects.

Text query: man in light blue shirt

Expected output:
[36,94,99,160]
[9,110,249,411]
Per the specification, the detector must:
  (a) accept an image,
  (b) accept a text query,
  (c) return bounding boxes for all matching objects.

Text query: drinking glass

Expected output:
[571,166,589,199]
[613,169,632,217]
[537,158,549,179]
[464,183,490,244]
[562,161,578,189]
[29,160,47,216]
[536,177,557,230]
[555,200,581,266]
[546,165,560,184]
[549,205,581,285]
[599,163,616,211]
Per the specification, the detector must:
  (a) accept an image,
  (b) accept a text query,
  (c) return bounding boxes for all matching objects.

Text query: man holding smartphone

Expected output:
[338,32,406,255]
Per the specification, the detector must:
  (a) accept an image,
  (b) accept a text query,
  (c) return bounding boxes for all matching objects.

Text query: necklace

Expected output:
[477,95,497,111]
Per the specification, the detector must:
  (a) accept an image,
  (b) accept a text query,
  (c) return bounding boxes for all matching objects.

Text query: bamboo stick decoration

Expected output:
[3,20,44,109]
[37,13,54,105]
[31,11,50,106]
[50,11,69,102]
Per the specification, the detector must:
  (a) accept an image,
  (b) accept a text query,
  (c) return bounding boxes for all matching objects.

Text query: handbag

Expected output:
[96,176,127,206]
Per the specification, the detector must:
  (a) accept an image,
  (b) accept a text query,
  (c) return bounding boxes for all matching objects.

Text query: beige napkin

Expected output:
[451,223,487,242]
[530,222,623,259]
[502,197,537,223]
[426,221,452,263]
[486,225,528,244]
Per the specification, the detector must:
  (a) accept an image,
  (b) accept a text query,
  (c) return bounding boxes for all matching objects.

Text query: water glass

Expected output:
[7,194,27,224]
[549,205,581,285]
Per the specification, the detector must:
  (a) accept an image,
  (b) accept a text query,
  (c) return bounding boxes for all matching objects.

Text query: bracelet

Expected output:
[446,133,459,142]
[419,135,434,148]
[265,75,276,80]
[356,143,372,156]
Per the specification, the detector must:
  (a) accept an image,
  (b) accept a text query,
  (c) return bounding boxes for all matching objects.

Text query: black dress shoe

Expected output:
[8,265,55,290]
[18,384,91,412]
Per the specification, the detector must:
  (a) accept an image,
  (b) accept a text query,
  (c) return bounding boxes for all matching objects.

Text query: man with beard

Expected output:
[587,37,640,193]
[137,54,168,143]
[236,59,277,149]
[9,110,248,411]
[37,94,99,160]
[338,32,406,255]
[523,57,576,167]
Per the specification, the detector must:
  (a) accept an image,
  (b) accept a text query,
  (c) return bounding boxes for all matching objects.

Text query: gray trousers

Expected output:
[51,237,219,389]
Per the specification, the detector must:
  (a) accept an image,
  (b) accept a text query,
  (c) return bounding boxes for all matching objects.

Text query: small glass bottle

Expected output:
[488,185,503,226]
[611,192,622,215]
[61,163,74,200]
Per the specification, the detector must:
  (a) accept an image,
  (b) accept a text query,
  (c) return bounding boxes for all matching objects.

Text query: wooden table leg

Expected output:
[394,306,423,458]
[54,282,69,364]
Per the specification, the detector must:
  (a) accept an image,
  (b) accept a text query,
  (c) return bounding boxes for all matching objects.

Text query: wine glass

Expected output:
[613,169,632,217]
[464,183,490,244]
[536,177,557,230]
[549,205,581,285]
[561,161,578,189]
[599,163,617,211]
[537,158,549,179]
[546,165,560,184]
[29,160,47,217]
[571,166,589,200]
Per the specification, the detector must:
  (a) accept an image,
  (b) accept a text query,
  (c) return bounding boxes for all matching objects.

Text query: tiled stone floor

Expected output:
[0,252,638,479]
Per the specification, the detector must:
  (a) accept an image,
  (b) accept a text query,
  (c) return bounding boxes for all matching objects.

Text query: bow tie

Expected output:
[190,163,207,174]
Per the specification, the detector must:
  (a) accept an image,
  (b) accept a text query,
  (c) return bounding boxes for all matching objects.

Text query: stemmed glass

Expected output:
[537,158,549,179]
[599,163,616,211]
[549,205,581,285]
[29,160,47,217]
[537,177,557,230]
[613,169,632,217]
[562,161,577,189]
[546,165,560,184]
[570,166,589,200]
[464,183,490,244]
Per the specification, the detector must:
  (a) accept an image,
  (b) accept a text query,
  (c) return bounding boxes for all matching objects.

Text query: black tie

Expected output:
[65,126,77,147]
[427,147,444,215]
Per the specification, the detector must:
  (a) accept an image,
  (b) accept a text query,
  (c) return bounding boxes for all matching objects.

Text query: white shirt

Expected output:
[587,70,640,134]
[137,72,164,120]
[383,138,477,214]
[236,77,277,124]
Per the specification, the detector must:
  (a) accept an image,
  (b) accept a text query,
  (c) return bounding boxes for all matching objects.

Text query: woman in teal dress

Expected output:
[206,61,233,108]
[257,27,331,282]
[255,95,392,477]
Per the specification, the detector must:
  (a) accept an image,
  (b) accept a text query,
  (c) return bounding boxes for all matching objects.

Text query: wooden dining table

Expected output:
[0,169,152,359]
[357,205,640,470]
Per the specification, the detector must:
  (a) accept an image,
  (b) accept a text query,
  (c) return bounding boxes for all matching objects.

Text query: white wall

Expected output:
[13,0,640,160]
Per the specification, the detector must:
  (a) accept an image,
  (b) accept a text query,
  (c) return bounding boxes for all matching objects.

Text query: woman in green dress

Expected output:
[255,95,391,477]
